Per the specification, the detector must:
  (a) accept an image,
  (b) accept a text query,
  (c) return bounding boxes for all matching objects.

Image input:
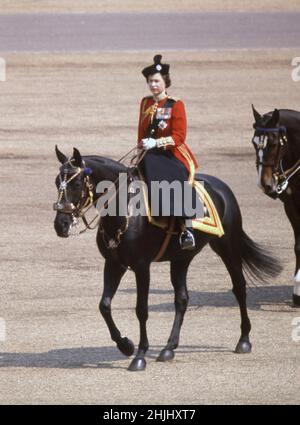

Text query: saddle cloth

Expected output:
[135,170,224,238]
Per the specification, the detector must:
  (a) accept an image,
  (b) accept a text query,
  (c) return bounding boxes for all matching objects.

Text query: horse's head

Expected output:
[251,105,288,198]
[54,146,93,237]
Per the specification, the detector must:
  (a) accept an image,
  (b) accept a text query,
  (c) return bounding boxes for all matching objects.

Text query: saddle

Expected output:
[133,168,224,238]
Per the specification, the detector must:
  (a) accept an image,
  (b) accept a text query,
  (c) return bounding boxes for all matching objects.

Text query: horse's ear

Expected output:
[72,147,83,167]
[266,108,279,128]
[55,145,67,164]
[252,104,262,123]
[268,108,280,127]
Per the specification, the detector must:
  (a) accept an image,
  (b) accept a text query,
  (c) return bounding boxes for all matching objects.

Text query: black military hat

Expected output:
[142,54,170,78]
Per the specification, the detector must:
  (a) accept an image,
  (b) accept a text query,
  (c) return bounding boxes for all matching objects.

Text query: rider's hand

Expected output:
[142,138,157,150]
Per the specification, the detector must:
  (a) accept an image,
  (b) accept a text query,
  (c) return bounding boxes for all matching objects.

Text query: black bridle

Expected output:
[53,160,94,219]
[53,149,144,245]
[252,126,291,194]
[252,126,287,167]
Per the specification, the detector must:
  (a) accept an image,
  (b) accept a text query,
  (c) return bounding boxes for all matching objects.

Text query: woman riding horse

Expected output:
[138,55,198,250]
[54,146,282,371]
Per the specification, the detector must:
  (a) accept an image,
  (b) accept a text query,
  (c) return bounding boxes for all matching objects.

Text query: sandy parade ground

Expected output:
[0,1,299,405]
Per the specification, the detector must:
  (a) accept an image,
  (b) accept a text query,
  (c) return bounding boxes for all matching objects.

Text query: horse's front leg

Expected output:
[128,263,150,371]
[99,259,135,356]
[157,259,190,362]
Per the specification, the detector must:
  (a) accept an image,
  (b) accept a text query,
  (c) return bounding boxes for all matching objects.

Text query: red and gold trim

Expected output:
[192,181,224,237]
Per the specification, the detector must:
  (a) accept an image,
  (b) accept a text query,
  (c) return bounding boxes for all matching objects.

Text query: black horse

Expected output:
[251,106,300,307]
[53,146,281,371]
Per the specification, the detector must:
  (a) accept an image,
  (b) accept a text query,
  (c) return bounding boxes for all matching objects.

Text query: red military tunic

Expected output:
[137,95,198,180]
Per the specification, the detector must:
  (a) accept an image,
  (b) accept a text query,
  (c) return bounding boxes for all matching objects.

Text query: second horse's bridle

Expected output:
[252,126,292,194]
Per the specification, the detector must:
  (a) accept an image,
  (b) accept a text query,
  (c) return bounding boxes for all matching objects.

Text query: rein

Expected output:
[82,147,147,235]
[54,147,147,249]
[276,158,300,194]
[96,147,147,248]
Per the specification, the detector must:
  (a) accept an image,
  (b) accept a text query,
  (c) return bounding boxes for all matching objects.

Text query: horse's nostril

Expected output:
[264,185,271,192]
[62,220,70,229]
[54,212,71,236]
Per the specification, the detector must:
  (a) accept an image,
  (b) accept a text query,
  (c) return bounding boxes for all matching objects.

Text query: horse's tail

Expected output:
[241,230,282,284]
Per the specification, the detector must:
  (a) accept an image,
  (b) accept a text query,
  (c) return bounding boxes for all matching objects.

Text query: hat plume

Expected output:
[153,55,162,64]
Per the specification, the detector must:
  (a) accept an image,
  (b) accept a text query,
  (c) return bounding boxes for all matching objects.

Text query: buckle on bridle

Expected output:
[59,181,67,191]
[258,139,265,150]
[276,179,288,194]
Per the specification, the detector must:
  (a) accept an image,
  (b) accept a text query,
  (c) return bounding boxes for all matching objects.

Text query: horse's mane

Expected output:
[83,155,128,174]
[259,110,300,143]
[262,109,300,127]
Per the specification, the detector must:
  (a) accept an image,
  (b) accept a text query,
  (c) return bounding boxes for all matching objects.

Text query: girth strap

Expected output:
[153,217,176,262]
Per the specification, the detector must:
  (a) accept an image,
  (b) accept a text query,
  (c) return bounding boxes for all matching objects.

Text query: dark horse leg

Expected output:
[210,237,252,353]
[157,259,191,362]
[284,198,300,307]
[99,259,135,357]
[128,263,150,371]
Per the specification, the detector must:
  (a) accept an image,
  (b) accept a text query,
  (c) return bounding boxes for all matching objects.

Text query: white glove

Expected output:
[142,138,157,150]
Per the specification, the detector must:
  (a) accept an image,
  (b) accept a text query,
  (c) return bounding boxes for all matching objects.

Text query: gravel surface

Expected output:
[0,50,299,404]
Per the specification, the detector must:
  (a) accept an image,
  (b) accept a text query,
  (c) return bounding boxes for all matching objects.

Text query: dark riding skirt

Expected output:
[140,149,198,218]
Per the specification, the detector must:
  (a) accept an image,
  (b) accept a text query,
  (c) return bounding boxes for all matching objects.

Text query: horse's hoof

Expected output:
[117,337,135,357]
[128,357,146,372]
[293,294,300,307]
[156,349,175,362]
[235,340,252,354]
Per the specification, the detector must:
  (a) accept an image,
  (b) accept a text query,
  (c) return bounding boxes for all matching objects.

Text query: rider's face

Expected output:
[147,73,166,96]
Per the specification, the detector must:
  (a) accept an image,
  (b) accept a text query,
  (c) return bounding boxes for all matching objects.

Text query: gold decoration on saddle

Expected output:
[192,181,224,238]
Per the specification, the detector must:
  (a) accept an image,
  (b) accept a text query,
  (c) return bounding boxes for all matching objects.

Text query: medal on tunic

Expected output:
[158,120,168,130]
[156,108,172,120]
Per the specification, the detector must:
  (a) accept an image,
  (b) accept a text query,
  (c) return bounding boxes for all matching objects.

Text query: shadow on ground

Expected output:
[0,347,126,370]
[120,285,295,312]
[0,344,230,369]
[0,288,296,370]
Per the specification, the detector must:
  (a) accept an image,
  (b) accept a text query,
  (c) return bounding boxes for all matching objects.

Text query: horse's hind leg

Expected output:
[157,259,191,362]
[210,238,252,353]
[99,259,135,357]
[284,199,300,306]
